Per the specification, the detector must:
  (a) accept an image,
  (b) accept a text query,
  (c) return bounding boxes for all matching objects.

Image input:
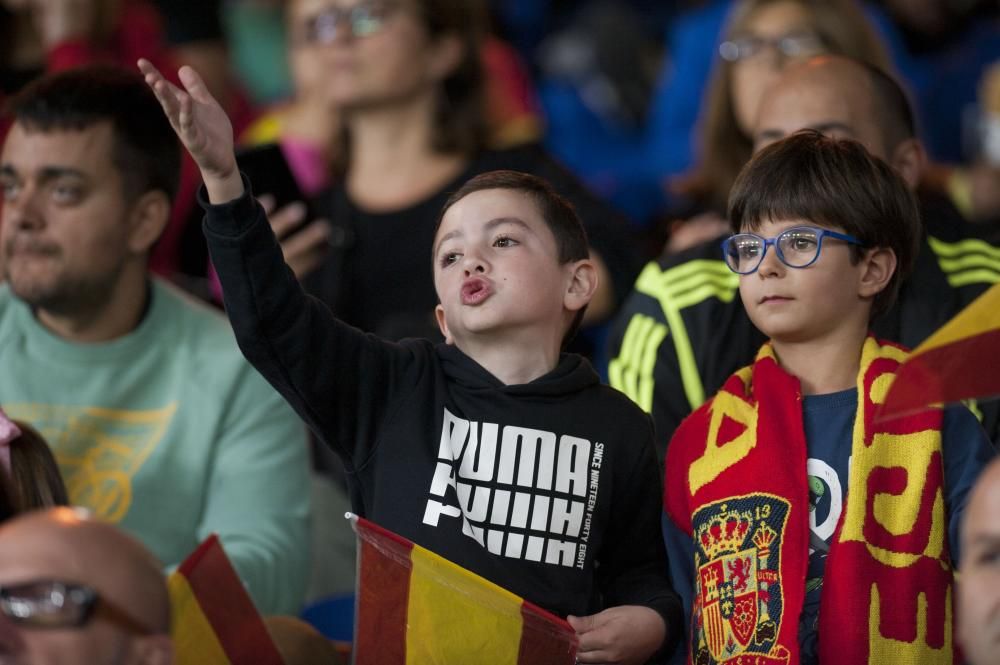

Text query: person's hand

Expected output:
[568,605,666,665]
[137,59,243,203]
[259,195,332,280]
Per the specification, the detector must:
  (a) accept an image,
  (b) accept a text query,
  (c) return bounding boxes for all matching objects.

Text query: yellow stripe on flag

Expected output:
[405,543,524,665]
[909,282,1000,352]
[167,573,232,665]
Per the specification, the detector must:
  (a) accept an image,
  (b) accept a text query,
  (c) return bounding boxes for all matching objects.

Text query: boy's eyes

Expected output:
[438,235,520,268]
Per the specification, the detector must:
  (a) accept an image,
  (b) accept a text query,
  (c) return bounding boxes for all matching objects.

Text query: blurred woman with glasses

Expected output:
[662,0,890,254]
[262,0,638,345]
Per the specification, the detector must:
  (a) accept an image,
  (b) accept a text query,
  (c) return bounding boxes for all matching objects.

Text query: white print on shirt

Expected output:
[807,457,843,554]
[422,408,603,569]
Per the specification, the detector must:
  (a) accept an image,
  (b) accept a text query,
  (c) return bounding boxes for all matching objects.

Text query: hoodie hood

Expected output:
[437,344,600,398]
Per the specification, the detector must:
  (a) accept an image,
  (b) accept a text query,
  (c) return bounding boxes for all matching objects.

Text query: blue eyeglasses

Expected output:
[721,226,866,274]
[294,1,399,46]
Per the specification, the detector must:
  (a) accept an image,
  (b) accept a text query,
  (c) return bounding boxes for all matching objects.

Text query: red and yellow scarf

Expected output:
[664,337,954,664]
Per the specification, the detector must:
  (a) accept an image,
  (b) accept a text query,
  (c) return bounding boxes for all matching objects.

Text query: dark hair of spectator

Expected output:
[6,64,182,202]
[728,130,921,318]
[4,420,69,513]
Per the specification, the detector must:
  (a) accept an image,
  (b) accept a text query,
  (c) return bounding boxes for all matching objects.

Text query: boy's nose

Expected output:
[462,253,488,275]
[757,245,783,278]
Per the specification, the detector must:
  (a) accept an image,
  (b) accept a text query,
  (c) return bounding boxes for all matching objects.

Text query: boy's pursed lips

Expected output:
[460,276,493,305]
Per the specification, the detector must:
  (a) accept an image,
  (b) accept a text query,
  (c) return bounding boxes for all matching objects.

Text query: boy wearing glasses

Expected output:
[663,131,992,665]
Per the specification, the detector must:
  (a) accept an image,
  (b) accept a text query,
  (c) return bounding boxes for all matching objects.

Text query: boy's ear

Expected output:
[434,304,454,345]
[889,138,927,190]
[127,190,171,255]
[857,246,897,300]
[564,258,599,313]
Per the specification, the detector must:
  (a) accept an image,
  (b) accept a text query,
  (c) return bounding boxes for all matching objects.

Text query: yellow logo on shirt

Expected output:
[4,402,177,522]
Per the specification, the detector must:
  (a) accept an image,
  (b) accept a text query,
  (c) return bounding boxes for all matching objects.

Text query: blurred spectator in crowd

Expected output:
[876,0,1000,164]
[659,0,889,255]
[0,506,173,665]
[959,455,1000,665]
[938,61,1000,232]
[0,0,259,291]
[227,0,544,286]
[640,0,998,240]
[0,66,310,614]
[532,1,667,227]
[265,0,638,349]
[608,56,1000,464]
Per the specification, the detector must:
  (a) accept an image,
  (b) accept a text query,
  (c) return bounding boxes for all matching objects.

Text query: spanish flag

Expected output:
[349,514,578,665]
[168,535,285,665]
[878,282,1000,420]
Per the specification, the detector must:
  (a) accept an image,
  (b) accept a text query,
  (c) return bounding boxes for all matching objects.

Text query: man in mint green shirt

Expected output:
[0,66,310,615]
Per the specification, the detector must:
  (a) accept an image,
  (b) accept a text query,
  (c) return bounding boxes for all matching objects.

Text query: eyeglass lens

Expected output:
[0,581,93,628]
[724,228,822,273]
[720,31,824,62]
[302,2,392,45]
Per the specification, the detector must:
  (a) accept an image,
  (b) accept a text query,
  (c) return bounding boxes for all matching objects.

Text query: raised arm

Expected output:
[138,60,421,469]
[137,59,243,204]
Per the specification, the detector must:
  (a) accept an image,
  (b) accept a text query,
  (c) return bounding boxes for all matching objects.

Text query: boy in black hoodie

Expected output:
[140,60,679,664]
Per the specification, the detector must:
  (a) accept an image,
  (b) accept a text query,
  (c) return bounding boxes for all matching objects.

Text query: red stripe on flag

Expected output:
[354,519,414,665]
[879,328,1000,419]
[517,600,578,665]
[176,535,283,664]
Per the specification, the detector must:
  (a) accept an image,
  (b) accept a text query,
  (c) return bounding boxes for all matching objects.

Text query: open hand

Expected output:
[568,605,666,665]
[137,59,243,203]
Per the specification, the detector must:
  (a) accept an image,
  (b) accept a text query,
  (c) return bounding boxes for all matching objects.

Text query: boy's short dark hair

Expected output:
[437,170,591,344]
[728,130,921,319]
[6,65,181,203]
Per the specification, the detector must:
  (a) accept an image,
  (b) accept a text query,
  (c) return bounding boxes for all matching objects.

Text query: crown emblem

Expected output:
[752,522,776,552]
[697,504,753,560]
